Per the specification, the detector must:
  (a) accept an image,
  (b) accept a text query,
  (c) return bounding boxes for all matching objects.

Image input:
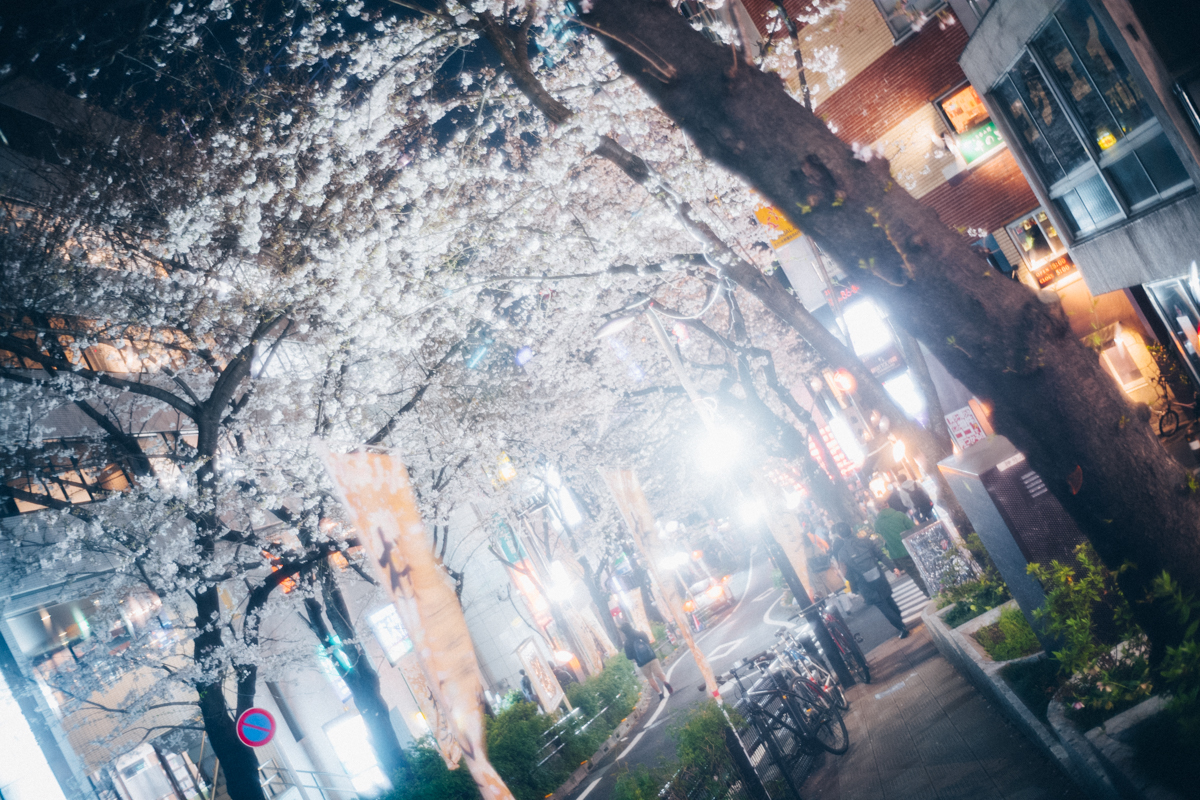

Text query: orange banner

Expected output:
[322,450,515,800]
[602,470,719,698]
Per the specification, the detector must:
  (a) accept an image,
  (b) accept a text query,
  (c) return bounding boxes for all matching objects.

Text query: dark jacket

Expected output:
[831,535,895,604]
[623,629,656,667]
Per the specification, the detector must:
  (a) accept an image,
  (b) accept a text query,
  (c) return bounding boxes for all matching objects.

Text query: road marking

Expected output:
[706,637,747,661]
[762,595,798,629]
[576,778,602,800]
[614,548,761,764]
[616,731,646,759]
[751,587,777,602]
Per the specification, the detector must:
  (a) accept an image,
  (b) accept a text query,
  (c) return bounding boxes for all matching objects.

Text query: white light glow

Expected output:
[739,500,764,525]
[547,561,576,602]
[696,424,744,473]
[883,371,927,420]
[828,415,866,466]
[891,440,906,462]
[325,714,390,796]
[843,299,894,357]
[558,486,583,527]
[659,552,690,570]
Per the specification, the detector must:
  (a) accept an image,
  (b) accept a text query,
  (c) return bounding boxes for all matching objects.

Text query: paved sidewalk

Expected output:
[802,625,1083,800]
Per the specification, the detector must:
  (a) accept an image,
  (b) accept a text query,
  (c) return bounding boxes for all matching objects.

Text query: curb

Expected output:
[548,689,653,800]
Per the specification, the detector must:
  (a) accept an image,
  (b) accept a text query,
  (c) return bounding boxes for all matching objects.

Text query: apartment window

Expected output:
[994,0,1192,236]
[872,0,946,41]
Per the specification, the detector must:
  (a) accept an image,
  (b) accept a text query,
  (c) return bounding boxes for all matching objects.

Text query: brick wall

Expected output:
[818,18,969,145]
[744,0,894,106]
[920,149,1039,233]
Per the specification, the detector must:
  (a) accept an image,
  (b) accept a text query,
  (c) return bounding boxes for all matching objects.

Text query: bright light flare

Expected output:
[739,500,763,525]
[696,424,744,473]
[892,440,906,462]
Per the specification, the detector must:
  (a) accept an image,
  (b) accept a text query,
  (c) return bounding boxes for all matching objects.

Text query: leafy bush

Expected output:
[565,654,639,731]
[973,607,1041,661]
[612,701,742,800]
[1029,544,1151,727]
[381,740,479,800]
[1152,571,1200,740]
[935,534,1011,627]
[613,764,667,800]
[386,656,639,800]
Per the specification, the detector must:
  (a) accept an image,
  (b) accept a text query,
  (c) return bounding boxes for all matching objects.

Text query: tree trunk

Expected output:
[314,569,410,784]
[194,587,266,800]
[585,0,1199,649]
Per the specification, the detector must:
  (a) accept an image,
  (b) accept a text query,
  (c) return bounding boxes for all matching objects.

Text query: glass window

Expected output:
[1056,172,1122,234]
[1105,149,1158,207]
[872,0,946,41]
[1054,0,1152,138]
[1136,131,1192,194]
[1033,20,1125,152]
[998,54,1087,183]
[1146,277,1200,382]
[1006,209,1066,267]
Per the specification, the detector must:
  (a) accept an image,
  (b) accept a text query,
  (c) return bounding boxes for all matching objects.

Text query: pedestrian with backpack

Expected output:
[829,522,910,639]
[620,622,674,699]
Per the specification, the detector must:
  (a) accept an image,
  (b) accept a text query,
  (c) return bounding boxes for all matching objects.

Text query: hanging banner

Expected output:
[602,469,719,698]
[515,638,565,711]
[321,450,515,800]
[396,652,461,766]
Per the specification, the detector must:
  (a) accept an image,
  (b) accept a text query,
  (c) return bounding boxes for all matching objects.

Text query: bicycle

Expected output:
[1150,369,1199,437]
[710,650,849,757]
[791,591,871,685]
[774,627,849,711]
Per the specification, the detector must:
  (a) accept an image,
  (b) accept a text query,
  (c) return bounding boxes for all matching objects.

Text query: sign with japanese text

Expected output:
[946,406,988,450]
[1033,254,1077,288]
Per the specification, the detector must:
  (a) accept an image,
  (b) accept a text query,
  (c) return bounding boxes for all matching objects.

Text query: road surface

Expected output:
[565,547,928,800]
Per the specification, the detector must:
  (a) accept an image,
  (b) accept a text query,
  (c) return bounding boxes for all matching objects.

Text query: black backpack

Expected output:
[840,537,882,584]
[633,635,655,665]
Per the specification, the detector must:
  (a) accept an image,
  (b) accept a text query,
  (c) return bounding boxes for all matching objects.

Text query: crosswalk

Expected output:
[892,576,929,623]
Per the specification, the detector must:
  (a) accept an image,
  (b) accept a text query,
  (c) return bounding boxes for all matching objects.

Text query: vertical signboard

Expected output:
[322,450,515,800]
[602,470,719,698]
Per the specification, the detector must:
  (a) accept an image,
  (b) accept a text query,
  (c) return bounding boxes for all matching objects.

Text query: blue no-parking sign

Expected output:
[236,708,276,747]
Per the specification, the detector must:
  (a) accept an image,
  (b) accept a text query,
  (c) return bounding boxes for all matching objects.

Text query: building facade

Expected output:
[960,0,1200,391]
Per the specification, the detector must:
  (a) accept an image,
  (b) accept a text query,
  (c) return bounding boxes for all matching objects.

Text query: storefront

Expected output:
[1004,206,1159,405]
[1144,264,1200,385]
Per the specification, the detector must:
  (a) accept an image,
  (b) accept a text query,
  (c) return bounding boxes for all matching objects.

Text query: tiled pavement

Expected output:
[801,625,1084,800]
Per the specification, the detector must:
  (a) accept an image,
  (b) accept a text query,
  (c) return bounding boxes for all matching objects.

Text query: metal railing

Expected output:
[257,759,360,800]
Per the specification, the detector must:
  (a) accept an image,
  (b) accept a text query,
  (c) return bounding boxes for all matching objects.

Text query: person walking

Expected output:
[874,506,928,596]
[901,475,935,523]
[829,522,910,638]
[620,622,674,699]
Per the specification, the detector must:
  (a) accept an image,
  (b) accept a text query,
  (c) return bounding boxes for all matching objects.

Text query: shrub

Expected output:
[613,764,667,800]
[612,701,742,800]
[1000,657,1061,724]
[973,607,1041,661]
[381,739,479,800]
[1152,571,1200,740]
[1029,544,1151,726]
[934,534,1011,627]
[387,656,640,800]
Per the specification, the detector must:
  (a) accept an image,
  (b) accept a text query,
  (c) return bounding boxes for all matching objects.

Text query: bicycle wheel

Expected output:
[787,680,849,755]
[1160,409,1180,437]
[829,622,871,685]
[801,660,849,710]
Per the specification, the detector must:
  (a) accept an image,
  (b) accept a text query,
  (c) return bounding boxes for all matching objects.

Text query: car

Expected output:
[684,576,735,618]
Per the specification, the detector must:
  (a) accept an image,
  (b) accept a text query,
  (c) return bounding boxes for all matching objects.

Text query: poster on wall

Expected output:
[516,638,564,712]
[901,521,978,596]
[945,406,988,450]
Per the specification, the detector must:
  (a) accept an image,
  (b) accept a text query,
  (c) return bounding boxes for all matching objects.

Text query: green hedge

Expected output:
[384,655,640,800]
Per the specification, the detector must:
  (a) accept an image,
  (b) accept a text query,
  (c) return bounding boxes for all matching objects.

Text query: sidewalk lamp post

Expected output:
[596,297,856,686]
